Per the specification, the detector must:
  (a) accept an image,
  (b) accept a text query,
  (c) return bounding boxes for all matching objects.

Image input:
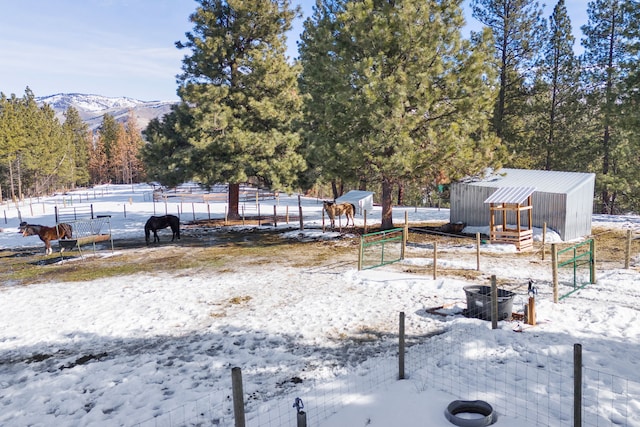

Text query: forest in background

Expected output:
[1,0,639,220]
[0,88,145,200]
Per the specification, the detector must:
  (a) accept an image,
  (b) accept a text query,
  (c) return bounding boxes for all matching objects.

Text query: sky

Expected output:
[0,183,638,426]
[0,0,589,102]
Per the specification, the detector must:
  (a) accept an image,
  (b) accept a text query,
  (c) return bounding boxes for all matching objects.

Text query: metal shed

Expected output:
[450,169,596,241]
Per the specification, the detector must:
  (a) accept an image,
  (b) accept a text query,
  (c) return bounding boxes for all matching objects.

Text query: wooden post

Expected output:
[527,297,536,326]
[398,312,405,380]
[363,210,368,234]
[491,275,498,330]
[207,203,211,220]
[433,241,438,280]
[225,206,228,226]
[542,222,547,261]
[574,344,582,427]
[358,236,363,271]
[322,208,325,232]
[231,367,246,427]
[192,202,195,222]
[273,205,277,227]
[625,229,632,269]
[286,206,289,224]
[298,195,304,231]
[257,203,261,226]
[552,243,559,303]
[476,232,481,271]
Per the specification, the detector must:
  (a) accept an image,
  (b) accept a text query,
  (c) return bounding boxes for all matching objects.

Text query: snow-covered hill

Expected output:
[37,93,177,131]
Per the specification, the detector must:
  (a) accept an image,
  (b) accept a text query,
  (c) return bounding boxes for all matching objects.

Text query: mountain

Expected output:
[37,93,177,132]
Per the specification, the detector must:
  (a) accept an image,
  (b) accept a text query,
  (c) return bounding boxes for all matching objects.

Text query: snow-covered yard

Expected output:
[0,184,639,426]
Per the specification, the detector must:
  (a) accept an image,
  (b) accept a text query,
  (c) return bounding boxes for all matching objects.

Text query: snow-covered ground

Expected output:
[0,183,639,427]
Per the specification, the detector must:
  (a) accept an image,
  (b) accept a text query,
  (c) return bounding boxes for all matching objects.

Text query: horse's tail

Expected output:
[170,216,181,239]
[144,223,151,243]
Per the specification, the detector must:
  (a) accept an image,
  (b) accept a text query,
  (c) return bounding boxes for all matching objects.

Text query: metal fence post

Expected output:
[231,367,246,427]
[590,239,596,284]
[552,244,559,303]
[574,344,582,427]
[294,398,307,427]
[491,275,498,330]
[399,312,405,380]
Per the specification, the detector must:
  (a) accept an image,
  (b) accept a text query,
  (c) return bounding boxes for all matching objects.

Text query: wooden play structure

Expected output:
[484,187,535,251]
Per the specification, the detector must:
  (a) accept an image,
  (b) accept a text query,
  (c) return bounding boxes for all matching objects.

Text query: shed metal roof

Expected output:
[484,186,536,204]
[464,168,595,195]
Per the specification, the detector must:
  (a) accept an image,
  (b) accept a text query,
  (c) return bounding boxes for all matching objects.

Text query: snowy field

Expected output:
[0,183,639,427]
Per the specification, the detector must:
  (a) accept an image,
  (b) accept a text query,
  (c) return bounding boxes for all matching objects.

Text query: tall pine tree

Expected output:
[529,0,588,171]
[144,0,306,218]
[62,106,91,187]
[472,0,546,161]
[300,0,504,229]
[582,0,640,213]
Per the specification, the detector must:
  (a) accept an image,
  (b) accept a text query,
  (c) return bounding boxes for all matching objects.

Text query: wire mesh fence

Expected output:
[132,326,639,427]
[405,327,576,425]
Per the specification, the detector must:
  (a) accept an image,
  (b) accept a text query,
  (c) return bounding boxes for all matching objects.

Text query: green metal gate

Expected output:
[554,239,596,301]
[358,227,406,270]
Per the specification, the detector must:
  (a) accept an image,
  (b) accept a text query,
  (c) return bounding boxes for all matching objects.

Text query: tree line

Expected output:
[2,0,639,226]
[141,0,640,226]
[0,89,146,201]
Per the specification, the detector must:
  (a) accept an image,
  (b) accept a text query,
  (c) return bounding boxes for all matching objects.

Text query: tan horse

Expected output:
[323,201,356,229]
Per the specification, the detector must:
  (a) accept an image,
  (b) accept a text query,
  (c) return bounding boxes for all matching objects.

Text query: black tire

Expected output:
[444,400,497,426]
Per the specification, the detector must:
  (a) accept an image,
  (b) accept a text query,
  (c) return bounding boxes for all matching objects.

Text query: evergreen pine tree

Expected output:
[62,106,91,187]
[97,113,120,183]
[581,0,640,213]
[300,0,504,229]
[142,103,194,188]
[144,0,305,218]
[529,0,588,171]
[471,0,546,160]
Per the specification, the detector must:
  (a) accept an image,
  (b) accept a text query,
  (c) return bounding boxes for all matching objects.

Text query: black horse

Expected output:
[145,215,180,244]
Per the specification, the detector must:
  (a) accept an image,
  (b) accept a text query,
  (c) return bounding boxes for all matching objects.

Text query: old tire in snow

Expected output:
[444,400,497,426]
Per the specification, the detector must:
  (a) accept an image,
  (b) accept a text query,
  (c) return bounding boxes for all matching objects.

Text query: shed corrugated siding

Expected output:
[564,176,595,240]
[450,184,494,225]
[532,192,567,239]
[450,171,595,241]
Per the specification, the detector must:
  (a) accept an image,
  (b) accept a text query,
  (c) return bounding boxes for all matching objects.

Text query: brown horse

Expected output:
[19,222,73,255]
[323,201,356,229]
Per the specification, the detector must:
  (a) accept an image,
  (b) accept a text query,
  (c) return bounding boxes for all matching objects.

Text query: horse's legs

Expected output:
[45,241,52,255]
[153,230,160,243]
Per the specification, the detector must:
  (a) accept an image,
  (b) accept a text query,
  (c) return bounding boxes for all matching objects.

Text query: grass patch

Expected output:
[0,234,357,286]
